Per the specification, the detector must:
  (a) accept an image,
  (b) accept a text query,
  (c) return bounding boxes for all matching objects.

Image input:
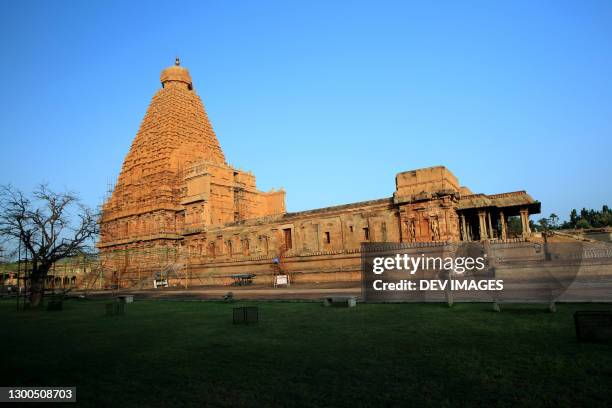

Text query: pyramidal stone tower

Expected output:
[98,59,286,264]
[98,59,540,289]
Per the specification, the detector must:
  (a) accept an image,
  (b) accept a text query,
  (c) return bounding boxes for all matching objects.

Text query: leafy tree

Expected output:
[580,208,589,220]
[537,217,550,231]
[569,209,579,228]
[559,206,610,230]
[507,217,522,236]
[575,218,591,229]
[549,213,558,228]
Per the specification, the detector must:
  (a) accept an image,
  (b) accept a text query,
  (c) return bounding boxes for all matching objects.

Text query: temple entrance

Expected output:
[459,206,533,241]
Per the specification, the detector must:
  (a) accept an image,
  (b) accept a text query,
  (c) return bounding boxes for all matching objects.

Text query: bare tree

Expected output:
[0,184,98,307]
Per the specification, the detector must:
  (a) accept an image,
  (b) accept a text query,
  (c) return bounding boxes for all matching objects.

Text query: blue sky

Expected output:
[0,0,610,220]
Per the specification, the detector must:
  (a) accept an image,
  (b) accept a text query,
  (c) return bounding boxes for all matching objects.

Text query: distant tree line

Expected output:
[536,205,612,231]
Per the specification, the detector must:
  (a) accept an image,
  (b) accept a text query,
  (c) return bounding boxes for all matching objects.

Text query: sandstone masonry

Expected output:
[98,60,541,287]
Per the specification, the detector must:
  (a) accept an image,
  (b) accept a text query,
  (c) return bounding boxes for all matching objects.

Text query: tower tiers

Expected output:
[98,60,286,249]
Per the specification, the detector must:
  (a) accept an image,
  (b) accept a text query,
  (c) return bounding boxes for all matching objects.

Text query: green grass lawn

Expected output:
[1,299,611,407]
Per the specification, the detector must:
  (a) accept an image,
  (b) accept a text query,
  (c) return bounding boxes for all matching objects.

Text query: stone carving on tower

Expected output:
[98,59,286,265]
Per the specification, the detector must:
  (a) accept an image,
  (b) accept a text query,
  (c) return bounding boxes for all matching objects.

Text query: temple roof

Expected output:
[458,191,541,213]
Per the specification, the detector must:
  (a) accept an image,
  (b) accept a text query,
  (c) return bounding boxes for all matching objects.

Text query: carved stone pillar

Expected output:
[478,211,488,240]
[499,211,507,240]
[487,211,494,239]
[460,214,468,241]
[520,208,531,237]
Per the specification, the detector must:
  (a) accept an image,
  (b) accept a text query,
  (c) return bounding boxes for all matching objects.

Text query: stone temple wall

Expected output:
[97,60,540,288]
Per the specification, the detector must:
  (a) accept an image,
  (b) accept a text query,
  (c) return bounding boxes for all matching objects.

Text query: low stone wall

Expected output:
[181,251,363,286]
[106,240,612,289]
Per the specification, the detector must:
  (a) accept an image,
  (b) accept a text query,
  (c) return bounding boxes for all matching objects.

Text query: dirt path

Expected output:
[79,281,362,301]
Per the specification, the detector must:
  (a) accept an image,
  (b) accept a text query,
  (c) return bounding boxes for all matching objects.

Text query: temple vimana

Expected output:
[97,59,541,287]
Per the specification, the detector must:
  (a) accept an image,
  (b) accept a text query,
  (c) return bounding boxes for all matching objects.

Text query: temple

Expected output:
[98,60,541,287]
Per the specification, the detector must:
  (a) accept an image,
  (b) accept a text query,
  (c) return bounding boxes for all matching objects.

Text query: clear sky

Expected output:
[1,0,610,221]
